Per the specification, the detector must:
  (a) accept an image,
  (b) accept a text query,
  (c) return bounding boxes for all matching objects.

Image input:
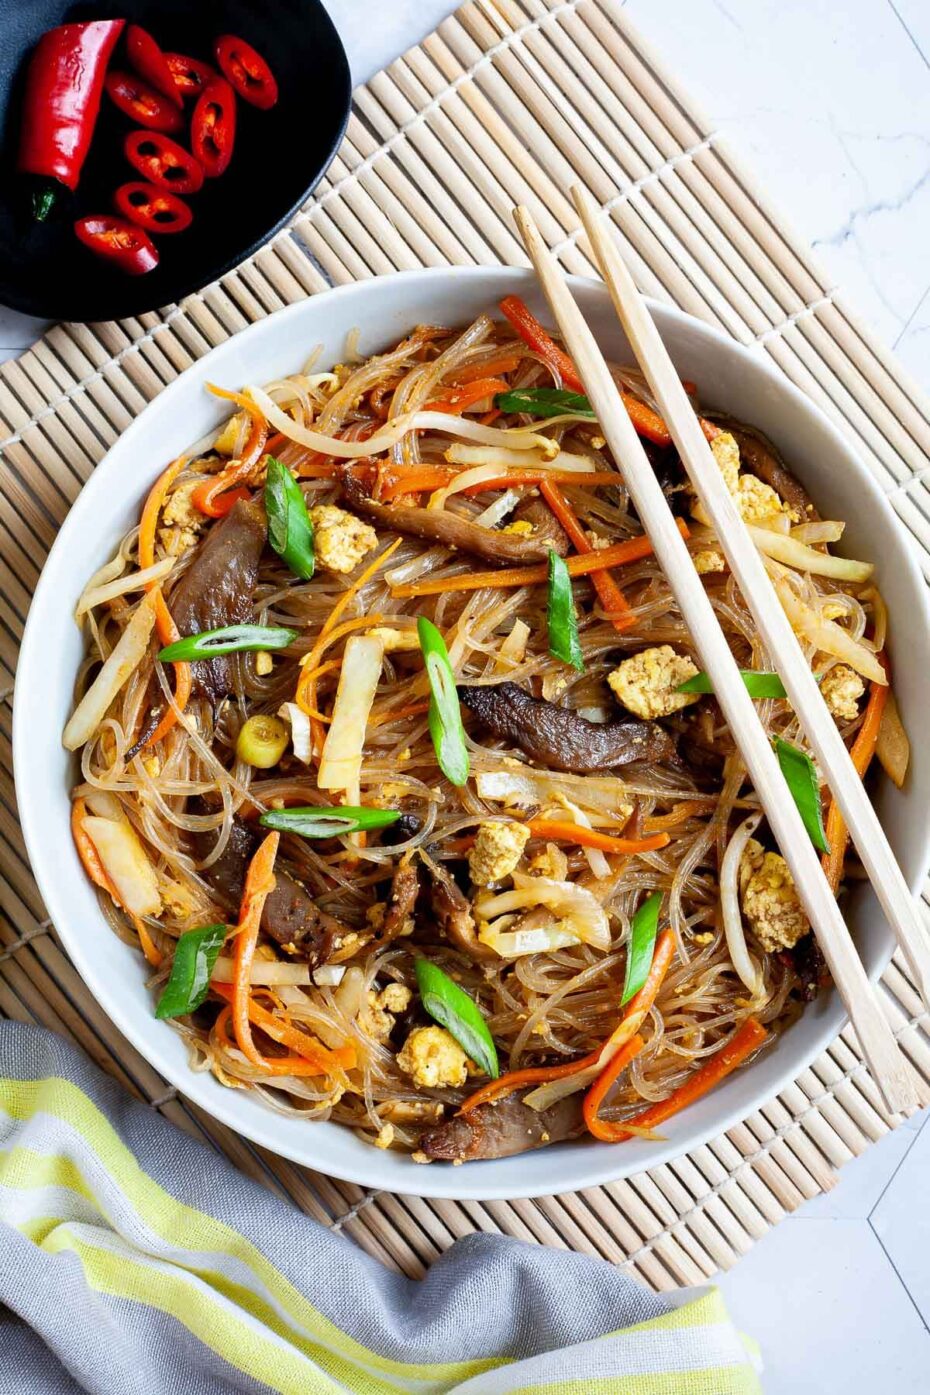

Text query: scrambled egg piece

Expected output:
[213,412,247,456]
[739,839,810,953]
[396,1026,474,1089]
[310,504,378,574]
[502,519,535,537]
[468,820,531,886]
[528,846,564,879]
[378,983,413,1014]
[254,650,274,677]
[607,645,700,720]
[820,664,865,721]
[374,1122,395,1150]
[357,984,411,1044]
[365,626,420,653]
[157,479,207,556]
[704,432,798,524]
[693,548,726,575]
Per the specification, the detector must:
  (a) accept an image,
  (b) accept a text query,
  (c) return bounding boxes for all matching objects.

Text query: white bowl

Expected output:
[16,268,930,1200]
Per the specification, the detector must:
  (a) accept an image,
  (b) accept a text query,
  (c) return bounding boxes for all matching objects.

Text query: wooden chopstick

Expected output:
[513,199,917,1115]
[570,184,930,1015]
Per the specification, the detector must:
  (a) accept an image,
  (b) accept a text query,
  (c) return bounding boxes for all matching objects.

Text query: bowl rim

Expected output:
[15,265,930,1200]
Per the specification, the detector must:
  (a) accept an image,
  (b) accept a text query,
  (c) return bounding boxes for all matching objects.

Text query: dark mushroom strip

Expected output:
[509,494,570,554]
[191,815,340,968]
[419,849,496,962]
[421,1092,584,1161]
[167,497,267,707]
[341,472,568,564]
[458,681,676,773]
[373,856,420,945]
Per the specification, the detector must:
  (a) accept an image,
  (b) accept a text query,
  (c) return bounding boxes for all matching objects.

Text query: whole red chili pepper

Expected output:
[191,78,237,177]
[114,182,193,235]
[214,35,278,110]
[124,131,204,194]
[17,19,126,221]
[74,215,159,276]
[125,25,183,108]
[105,71,184,133]
[164,52,218,101]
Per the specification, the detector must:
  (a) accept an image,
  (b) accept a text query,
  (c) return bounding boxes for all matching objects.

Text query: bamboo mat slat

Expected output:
[1,0,929,1287]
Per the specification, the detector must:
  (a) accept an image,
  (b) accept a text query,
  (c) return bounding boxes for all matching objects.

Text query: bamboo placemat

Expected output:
[2,0,929,1289]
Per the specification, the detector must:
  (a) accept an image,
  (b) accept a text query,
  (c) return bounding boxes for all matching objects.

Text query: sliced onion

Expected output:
[313,964,347,987]
[791,520,845,545]
[720,812,764,995]
[876,689,910,789]
[74,555,126,624]
[552,798,610,880]
[773,576,886,684]
[81,813,161,916]
[278,701,312,764]
[477,870,610,950]
[475,768,634,823]
[497,618,530,671]
[212,958,314,986]
[475,489,521,529]
[317,635,383,791]
[443,443,559,473]
[75,557,175,620]
[748,526,872,582]
[478,923,580,958]
[63,591,159,751]
[245,384,556,458]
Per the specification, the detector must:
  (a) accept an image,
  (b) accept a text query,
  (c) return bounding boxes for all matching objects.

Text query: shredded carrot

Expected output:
[452,353,522,384]
[192,387,268,515]
[527,819,669,855]
[822,660,888,892]
[479,408,502,427]
[391,519,689,599]
[459,928,676,1115]
[72,799,162,966]
[137,457,192,749]
[369,699,431,728]
[378,467,623,503]
[265,432,287,454]
[644,800,709,832]
[213,1001,351,1076]
[214,984,355,1074]
[230,832,281,1068]
[71,798,119,899]
[539,479,636,631]
[296,616,381,748]
[131,913,163,969]
[586,1017,768,1142]
[582,1034,648,1140]
[424,377,511,415]
[190,482,251,518]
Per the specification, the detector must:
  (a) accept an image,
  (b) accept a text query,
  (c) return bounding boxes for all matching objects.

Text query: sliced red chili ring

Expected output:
[74,215,159,275]
[191,78,237,177]
[114,182,193,234]
[164,52,218,100]
[125,25,182,107]
[105,71,183,132]
[124,131,204,194]
[214,34,278,110]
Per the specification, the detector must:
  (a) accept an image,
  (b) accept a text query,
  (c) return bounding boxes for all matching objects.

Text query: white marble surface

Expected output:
[2,2,929,1390]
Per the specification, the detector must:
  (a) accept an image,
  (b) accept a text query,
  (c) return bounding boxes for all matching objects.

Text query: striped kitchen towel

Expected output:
[0,1023,762,1393]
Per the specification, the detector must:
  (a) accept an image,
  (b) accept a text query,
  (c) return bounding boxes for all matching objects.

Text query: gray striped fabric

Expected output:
[0,1024,762,1393]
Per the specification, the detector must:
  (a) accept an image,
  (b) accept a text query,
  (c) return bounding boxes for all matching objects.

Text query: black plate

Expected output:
[0,0,350,322]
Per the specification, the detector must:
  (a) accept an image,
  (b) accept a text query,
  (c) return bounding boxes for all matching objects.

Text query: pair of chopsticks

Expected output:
[513,188,925,1114]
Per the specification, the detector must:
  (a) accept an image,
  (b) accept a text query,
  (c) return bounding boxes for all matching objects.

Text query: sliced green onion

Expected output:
[259,806,400,838]
[621,891,662,1005]
[775,738,830,854]
[415,958,499,1079]
[265,457,314,580]
[155,923,227,1020]
[678,670,825,698]
[418,616,469,787]
[495,387,595,419]
[158,624,298,663]
[546,549,584,671]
